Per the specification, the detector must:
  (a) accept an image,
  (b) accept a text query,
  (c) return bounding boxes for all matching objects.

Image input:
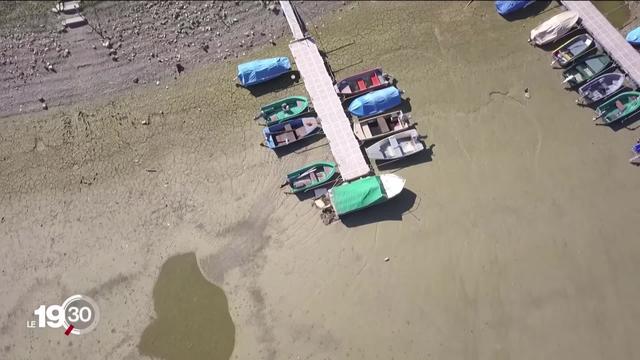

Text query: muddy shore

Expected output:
[1,1,640,360]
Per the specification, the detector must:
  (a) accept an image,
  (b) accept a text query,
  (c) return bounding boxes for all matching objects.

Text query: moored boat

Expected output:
[334,68,392,100]
[257,96,310,125]
[562,54,613,88]
[315,174,406,222]
[237,57,291,87]
[365,129,424,162]
[626,26,640,46]
[551,34,595,67]
[496,0,535,16]
[593,91,640,125]
[353,110,412,142]
[284,161,337,193]
[529,11,580,46]
[576,72,625,105]
[348,86,402,118]
[262,116,321,149]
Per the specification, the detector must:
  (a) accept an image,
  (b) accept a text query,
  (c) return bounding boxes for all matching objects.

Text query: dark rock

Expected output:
[133,77,139,84]
[176,63,184,73]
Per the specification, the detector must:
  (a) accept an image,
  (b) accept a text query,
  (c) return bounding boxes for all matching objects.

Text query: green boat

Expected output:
[284,161,337,193]
[257,96,311,125]
[562,54,612,88]
[594,91,640,125]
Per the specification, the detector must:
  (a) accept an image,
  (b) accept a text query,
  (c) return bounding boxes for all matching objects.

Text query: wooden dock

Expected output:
[279,1,371,181]
[562,1,640,87]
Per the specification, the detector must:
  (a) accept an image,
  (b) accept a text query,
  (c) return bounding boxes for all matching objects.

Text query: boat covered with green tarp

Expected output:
[328,174,405,217]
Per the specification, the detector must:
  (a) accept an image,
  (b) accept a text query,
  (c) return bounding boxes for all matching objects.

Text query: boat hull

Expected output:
[263,116,320,149]
[353,110,412,142]
[335,68,392,100]
[260,96,310,125]
[365,129,425,161]
[286,161,337,193]
[577,72,625,105]
[595,91,640,125]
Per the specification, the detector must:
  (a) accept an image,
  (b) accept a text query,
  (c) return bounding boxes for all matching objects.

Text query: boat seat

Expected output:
[309,172,318,182]
[616,100,625,111]
[362,124,373,138]
[276,132,296,145]
[294,127,307,139]
[357,79,367,91]
[389,136,400,149]
[317,171,326,180]
[371,74,381,86]
[269,114,278,122]
[377,117,390,133]
[293,179,312,188]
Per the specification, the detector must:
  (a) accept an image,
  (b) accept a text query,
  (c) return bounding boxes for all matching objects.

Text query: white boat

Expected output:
[352,110,412,142]
[529,11,580,46]
[365,129,424,161]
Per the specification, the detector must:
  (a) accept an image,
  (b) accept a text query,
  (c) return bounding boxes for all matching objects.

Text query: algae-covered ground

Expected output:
[1,2,640,360]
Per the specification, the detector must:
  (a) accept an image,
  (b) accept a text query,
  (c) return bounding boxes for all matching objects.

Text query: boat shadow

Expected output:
[376,143,435,171]
[340,188,418,228]
[603,111,640,132]
[238,71,302,97]
[501,1,552,22]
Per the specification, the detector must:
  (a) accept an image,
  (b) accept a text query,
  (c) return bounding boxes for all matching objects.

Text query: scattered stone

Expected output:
[108,48,117,56]
[38,97,45,103]
[384,257,390,262]
[176,63,184,74]
[92,44,96,50]
[132,77,139,84]
[232,18,238,23]
[155,80,160,86]
[201,44,209,52]
[267,4,279,13]
[102,40,111,48]
[141,118,149,125]
[111,55,118,61]
[269,39,276,46]
[42,103,48,110]
[524,88,530,99]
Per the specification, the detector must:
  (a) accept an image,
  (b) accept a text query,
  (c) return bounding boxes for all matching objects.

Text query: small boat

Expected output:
[561,54,612,88]
[348,86,402,118]
[353,110,413,142]
[257,96,310,125]
[626,26,640,46]
[496,0,535,16]
[237,57,291,87]
[551,34,595,67]
[593,91,640,125]
[315,174,406,222]
[262,116,320,149]
[365,129,424,162]
[334,68,392,100]
[284,161,337,193]
[576,72,625,105]
[529,11,580,46]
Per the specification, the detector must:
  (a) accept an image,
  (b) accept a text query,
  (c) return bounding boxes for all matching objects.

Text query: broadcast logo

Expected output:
[27,294,100,336]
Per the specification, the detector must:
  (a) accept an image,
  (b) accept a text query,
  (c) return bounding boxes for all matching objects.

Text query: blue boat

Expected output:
[262,116,321,149]
[496,0,535,16]
[237,57,291,87]
[348,86,401,118]
[626,26,640,46]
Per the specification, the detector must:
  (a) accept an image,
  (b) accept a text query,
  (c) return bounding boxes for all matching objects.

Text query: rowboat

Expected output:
[561,54,612,88]
[496,0,535,16]
[284,161,337,193]
[353,110,412,142]
[257,96,310,125]
[237,57,291,87]
[528,11,580,46]
[334,68,392,100]
[262,116,320,149]
[593,91,640,125]
[314,174,406,223]
[365,129,424,161]
[576,72,625,105]
[348,86,402,118]
[551,34,595,67]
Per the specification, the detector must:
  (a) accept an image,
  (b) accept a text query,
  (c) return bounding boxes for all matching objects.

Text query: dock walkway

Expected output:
[279,1,370,181]
[562,1,640,87]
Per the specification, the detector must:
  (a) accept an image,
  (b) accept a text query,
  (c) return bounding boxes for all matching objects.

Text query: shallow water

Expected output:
[592,0,630,29]
[138,253,235,360]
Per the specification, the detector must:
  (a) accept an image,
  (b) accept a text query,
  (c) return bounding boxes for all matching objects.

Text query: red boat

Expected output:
[334,68,392,100]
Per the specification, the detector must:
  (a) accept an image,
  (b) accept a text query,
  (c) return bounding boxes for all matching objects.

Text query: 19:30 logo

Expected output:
[28,295,100,336]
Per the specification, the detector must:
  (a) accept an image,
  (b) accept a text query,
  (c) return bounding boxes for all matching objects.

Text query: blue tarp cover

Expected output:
[626,27,640,46]
[237,57,291,87]
[348,86,401,118]
[496,0,534,16]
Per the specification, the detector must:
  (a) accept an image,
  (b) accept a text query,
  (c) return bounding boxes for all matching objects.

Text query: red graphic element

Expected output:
[64,325,74,336]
